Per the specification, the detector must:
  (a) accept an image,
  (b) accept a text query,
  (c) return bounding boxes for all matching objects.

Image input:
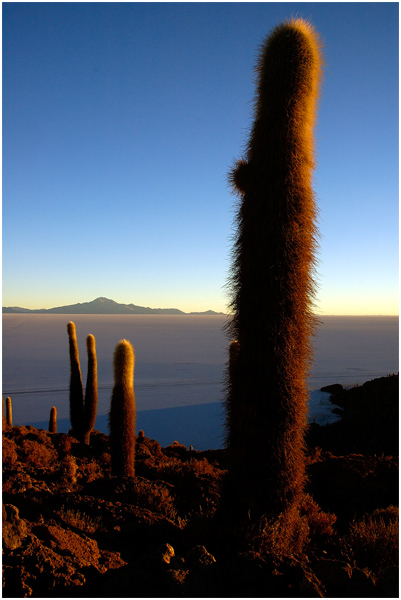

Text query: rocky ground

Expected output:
[2,374,399,597]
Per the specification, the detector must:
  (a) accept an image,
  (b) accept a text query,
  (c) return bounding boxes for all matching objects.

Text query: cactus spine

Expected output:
[49,406,57,433]
[225,19,322,522]
[67,322,84,439]
[82,334,98,444]
[5,397,12,428]
[108,339,136,478]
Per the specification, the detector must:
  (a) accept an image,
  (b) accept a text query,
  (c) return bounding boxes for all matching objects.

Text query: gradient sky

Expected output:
[2,2,399,314]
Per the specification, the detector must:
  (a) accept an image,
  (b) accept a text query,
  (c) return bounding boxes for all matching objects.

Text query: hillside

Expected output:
[2,297,225,315]
[2,375,399,597]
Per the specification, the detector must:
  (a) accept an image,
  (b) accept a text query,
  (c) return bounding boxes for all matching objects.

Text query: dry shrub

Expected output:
[20,438,58,470]
[57,507,103,534]
[157,456,222,481]
[340,507,399,575]
[156,457,182,476]
[181,457,222,478]
[251,505,310,559]
[53,434,73,458]
[299,494,337,539]
[131,478,177,521]
[78,459,103,483]
[61,456,78,485]
[2,437,18,467]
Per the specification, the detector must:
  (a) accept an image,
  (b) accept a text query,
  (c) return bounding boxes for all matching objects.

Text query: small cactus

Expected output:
[138,430,145,438]
[5,397,12,428]
[67,322,84,439]
[82,334,98,444]
[108,339,136,478]
[49,406,57,433]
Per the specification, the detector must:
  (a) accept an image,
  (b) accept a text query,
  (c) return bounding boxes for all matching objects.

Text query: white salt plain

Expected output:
[2,314,399,449]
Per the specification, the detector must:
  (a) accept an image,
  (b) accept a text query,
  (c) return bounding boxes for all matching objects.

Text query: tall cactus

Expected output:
[5,397,12,428]
[82,334,98,444]
[108,339,136,478]
[67,322,84,439]
[49,406,57,433]
[67,324,98,443]
[224,19,322,523]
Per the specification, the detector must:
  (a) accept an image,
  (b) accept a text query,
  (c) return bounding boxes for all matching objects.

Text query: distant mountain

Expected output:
[2,297,225,316]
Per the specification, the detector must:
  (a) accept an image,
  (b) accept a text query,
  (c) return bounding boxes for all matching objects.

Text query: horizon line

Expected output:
[2,296,398,317]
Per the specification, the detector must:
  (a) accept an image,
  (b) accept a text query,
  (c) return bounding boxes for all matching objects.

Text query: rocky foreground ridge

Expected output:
[2,375,399,597]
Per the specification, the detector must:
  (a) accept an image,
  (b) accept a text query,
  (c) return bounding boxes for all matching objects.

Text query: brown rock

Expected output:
[2,504,28,550]
[187,545,216,569]
[32,523,124,573]
[2,531,86,596]
[145,542,175,566]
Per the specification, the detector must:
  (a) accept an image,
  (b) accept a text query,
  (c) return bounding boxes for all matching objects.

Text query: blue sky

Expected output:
[2,2,399,314]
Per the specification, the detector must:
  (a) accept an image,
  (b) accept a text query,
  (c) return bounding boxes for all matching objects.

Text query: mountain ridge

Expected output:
[2,296,225,316]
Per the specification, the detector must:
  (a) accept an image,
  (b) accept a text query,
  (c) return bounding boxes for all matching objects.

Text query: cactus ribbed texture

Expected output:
[224,19,322,523]
[67,322,84,439]
[82,334,98,444]
[49,406,57,433]
[108,339,136,478]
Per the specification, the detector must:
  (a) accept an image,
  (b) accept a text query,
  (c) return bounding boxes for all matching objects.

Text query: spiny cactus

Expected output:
[67,324,98,444]
[5,397,13,428]
[225,340,241,451]
[49,406,57,433]
[108,339,136,478]
[224,19,322,523]
[67,322,84,439]
[82,334,98,445]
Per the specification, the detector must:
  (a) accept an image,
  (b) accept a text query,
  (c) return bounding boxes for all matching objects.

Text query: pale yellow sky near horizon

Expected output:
[2,294,399,317]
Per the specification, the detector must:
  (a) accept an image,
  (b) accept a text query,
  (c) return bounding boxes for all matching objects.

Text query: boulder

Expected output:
[2,504,28,550]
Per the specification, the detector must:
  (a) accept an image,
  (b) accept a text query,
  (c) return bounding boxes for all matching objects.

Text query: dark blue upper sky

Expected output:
[3,2,398,314]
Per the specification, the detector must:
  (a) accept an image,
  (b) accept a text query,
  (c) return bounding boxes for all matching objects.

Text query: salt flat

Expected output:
[2,314,399,442]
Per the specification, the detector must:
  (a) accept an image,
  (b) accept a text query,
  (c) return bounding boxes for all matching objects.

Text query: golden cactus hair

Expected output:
[67,321,84,439]
[82,334,98,445]
[49,406,57,433]
[108,339,136,478]
[225,18,323,523]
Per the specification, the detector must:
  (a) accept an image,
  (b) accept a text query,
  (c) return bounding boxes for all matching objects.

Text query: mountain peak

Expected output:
[3,298,225,316]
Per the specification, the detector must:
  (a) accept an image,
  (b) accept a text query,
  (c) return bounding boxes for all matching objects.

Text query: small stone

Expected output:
[151,543,175,565]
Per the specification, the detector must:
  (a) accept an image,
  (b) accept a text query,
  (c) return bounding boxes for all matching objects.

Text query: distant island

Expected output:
[2,296,225,316]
